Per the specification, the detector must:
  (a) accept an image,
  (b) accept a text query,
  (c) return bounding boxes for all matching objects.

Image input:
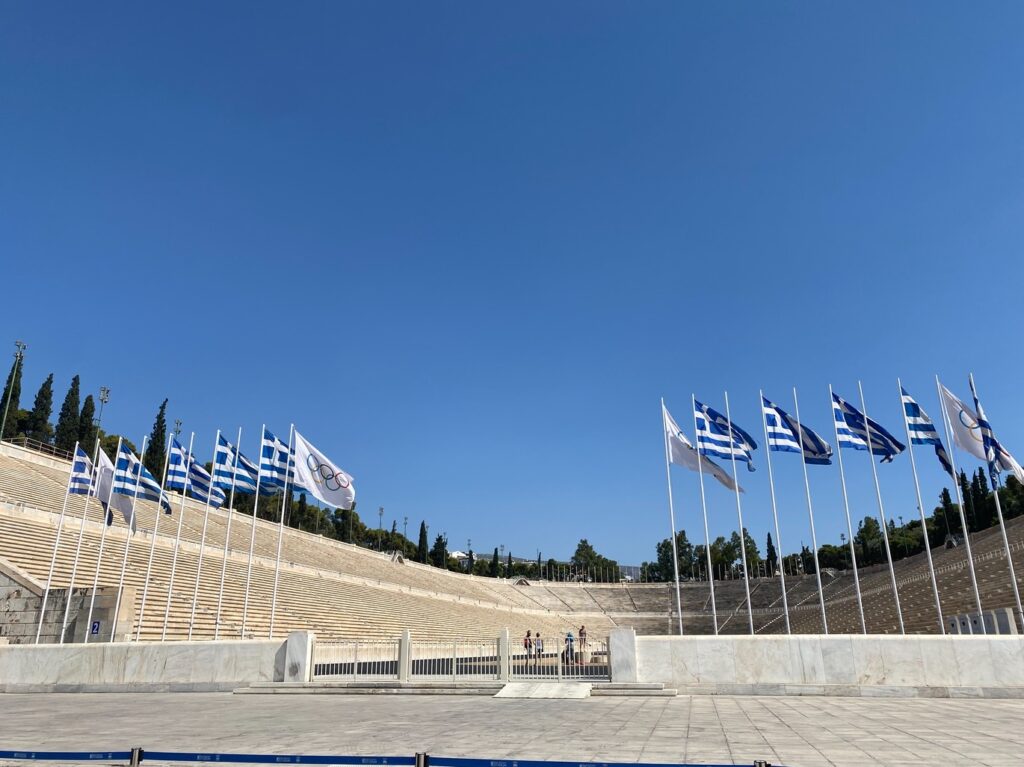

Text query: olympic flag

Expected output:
[291,430,356,510]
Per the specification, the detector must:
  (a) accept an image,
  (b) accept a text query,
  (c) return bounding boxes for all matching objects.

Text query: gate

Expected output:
[312,639,400,680]
[409,638,500,681]
[511,636,609,681]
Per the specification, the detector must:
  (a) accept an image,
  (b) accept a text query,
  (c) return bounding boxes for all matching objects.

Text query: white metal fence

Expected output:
[510,636,609,681]
[312,639,400,680]
[410,638,500,681]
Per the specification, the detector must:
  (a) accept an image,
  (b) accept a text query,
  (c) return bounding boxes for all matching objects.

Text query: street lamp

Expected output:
[0,340,26,442]
[96,386,111,430]
[173,419,183,438]
[403,516,408,540]
[378,506,384,551]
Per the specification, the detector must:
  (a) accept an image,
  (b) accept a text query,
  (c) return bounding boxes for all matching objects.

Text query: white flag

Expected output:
[95,448,137,532]
[663,404,743,493]
[938,383,1024,483]
[291,430,356,510]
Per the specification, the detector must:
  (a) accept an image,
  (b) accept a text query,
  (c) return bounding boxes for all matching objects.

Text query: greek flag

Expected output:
[166,438,192,492]
[900,387,953,477]
[69,444,94,496]
[260,427,293,492]
[213,434,272,495]
[112,442,172,513]
[694,399,757,470]
[189,459,226,508]
[761,396,833,465]
[969,378,1024,484]
[832,392,905,462]
[167,438,226,507]
[663,403,742,492]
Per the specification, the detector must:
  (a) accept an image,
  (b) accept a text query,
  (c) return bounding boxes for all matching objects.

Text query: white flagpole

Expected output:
[824,385,861,634]
[59,437,102,644]
[857,381,905,635]
[85,437,121,644]
[135,433,175,641]
[214,427,243,640]
[936,375,985,632]
[691,394,719,635]
[188,429,219,640]
[241,424,267,638]
[897,378,945,634]
[759,391,790,634]
[723,392,754,634]
[35,440,80,644]
[111,435,149,643]
[161,431,195,641]
[795,388,830,634]
[269,424,295,638]
[970,373,1024,629]
[660,401,685,636]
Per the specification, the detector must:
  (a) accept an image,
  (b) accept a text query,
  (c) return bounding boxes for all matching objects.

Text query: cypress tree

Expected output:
[765,532,778,575]
[53,375,81,452]
[143,399,169,478]
[959,470,975,531]
[489,547,499,577]
[78,395,97,453]
[24,373,54,443]
[1,352,24,440]
[416,521,428,563]
[506,551,513,575]
[468,549,475,573]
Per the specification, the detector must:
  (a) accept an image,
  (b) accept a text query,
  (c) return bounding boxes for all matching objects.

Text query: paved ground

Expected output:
[1,693,1022,767]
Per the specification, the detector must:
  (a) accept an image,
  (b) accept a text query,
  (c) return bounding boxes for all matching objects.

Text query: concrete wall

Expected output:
[0,636,307,692]
[612,628,1024,697]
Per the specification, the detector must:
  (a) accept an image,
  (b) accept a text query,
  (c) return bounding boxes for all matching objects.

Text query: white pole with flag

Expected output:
[660,400,685,636]
[759,390,790,634]
[794,389,830,634]
[856,381,905,635]
[970,373,1024,629]
[723,392,754,635]
[691,394,719,635]
[85,440,120,644]
[936,376,986,632]
[35,440,80,644]
[162,432,195,641]
[241,424,267,638]
[59,437,102,644]
[189,430,219,640]
[897,379,945,634]
[825,385,861,634]
[136,433,175,641]
[269,424,295,638]
[215,427,243,640]
[111,436,149,642]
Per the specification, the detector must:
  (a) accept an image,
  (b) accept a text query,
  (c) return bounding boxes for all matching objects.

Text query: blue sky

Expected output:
[2,2,1022,565]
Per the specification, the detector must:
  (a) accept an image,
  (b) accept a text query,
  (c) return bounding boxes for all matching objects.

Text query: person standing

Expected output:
[534,632,544,672]
[523,630,533,672]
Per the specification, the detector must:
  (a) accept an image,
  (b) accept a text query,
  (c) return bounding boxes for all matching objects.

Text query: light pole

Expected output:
[403,516,408,540]
[96,387,110,431]
[0,340,26,442]
[173,419,183,438]
[378,506,384,551]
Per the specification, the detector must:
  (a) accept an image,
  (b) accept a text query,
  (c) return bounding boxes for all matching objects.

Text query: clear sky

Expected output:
[2,2,1022,565]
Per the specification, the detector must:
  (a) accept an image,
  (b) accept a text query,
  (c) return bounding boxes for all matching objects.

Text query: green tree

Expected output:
[53,375,81,452]
[78,394,97,452]
[24,373,54,444]
[429,534,447,568]
[972,469,993,530]
[855,516,883,566]
[959,470,976,532]
[0,351,24,440]
[143,399,169,478]
[489,547,499,577]
[653,530,694,582]
[765,532,778,575]
[506,551,513,575]
[416,521,429,563]
[467,549,475,573]
[936,486,957,539]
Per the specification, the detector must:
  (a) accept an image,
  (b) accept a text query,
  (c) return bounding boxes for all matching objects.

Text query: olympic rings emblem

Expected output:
[957,409,984,443]
[306,454,351,491]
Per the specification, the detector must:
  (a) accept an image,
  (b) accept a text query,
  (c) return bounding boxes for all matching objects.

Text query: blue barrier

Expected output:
[431,759,740,767]
[145,755,412,765]
[0,753,132,762]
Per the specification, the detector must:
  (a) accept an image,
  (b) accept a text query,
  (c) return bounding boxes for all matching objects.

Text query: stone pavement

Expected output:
[0,693,1022,767]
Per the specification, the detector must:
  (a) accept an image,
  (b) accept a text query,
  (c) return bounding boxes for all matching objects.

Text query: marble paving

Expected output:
[1,692,1022,766]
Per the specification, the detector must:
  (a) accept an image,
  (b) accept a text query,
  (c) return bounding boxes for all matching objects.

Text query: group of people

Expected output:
[521,625,588,666]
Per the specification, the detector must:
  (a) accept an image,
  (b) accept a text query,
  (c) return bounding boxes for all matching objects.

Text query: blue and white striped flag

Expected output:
[189,459,226,509]
[969,378,1024,484]
[694,399,757,471]
[167,438,226,508]
[112,442,172,513]
[761,396,833,465]
[213,434,273,495]
[832,392,905,463]
[166,438,192,492]
[260,427,293,492]
[69,444,94,496]
[900,387,953,477]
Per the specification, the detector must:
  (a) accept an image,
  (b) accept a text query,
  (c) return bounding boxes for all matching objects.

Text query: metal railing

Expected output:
[511,637,609,681]
[311,639,400,680]
[2,436,74,461]
[409,639,500,681]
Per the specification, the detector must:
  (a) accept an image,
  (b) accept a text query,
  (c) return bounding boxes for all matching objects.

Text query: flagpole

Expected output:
[970,373,1024,629]
[691,394,718,635]
[35,440,80,644]
[215,427,243,640]
[795,388,830,634]
[824,385,861,634]
[759,391,790,634]
[136,433,175,641]
[161,432,195,641]
[660,401,685,636]
[936,376,986,633]
[897,378,945,634]
[59,437,102,644]
[241,424,267,639]
[269,424,295,638]
[85,438,121,645]
[111,436,149,643]
[723,392,754,634]
[188,429,219,640]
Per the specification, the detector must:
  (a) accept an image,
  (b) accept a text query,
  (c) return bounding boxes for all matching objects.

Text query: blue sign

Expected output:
[90,621,100,636]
